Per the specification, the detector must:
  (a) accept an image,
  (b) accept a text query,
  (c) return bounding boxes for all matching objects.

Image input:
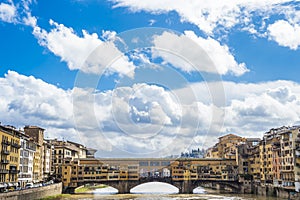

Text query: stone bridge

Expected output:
[65,177,241,194]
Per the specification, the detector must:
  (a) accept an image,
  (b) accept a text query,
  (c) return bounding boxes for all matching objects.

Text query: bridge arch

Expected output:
[65,179,240,194]
[190,180,241,193]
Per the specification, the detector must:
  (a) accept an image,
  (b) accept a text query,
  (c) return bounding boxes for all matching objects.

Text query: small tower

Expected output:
[24,126,44,146]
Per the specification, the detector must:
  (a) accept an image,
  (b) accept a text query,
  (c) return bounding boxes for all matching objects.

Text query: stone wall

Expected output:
[0,182,62,200]
[254,184,300,199]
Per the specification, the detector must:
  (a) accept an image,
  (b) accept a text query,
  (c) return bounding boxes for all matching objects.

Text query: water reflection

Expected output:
[93,182,207,194]
[93,186,118,194]
[193,186,207,194]
[70,184,282,200]
[130,182,179,194]
[60,193,281,200]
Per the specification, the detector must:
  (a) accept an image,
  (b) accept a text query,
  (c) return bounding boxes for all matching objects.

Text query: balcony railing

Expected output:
[1,150,10,155]
[1,140,10,145]
[9,170,19,174]
[0,169,9,174]
[1,160,9,164]
[11,143,21,148]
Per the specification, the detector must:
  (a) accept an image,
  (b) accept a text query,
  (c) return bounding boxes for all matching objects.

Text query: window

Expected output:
[161,161,170,166]
[150,161,160,166]
[139,161,148,166]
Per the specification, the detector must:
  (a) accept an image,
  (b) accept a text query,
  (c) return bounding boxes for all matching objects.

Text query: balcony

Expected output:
[9,170,19,174]
[272,146,280,151]
[1,160,9,164]
[11,143,21,148]
[1,150,10,155]
[0,169,9,174]
[1,140,10,145]
[283,137,289,141]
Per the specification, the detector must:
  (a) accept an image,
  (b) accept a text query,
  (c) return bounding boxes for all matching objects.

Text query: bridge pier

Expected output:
[117,181,130,194]
[173,180,192,194]
[63,187,76,194]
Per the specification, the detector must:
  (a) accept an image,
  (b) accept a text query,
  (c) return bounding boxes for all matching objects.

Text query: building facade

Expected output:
[18,134,36,187]
[24,126,45,183]
[0,125,22,189]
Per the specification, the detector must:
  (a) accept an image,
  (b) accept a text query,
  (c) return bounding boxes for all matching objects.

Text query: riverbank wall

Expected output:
[0,182,62,200]
[253,184,299,199]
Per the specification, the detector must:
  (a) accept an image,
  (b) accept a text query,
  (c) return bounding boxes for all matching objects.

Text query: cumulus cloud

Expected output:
[111,0,296,35]
[185,80,300,139]
[0,0,37,26]
[2,71,300,156]
[152,31,248,76]
[184,31,248,76]
[33,20,136,77]
[111,0,300,50]
[0,70,73,127]
[0,2,16,23]
[268,20,300,50]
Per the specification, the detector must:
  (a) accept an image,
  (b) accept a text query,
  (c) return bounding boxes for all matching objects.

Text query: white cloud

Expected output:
[0,0,36,26]
[185,80,300,139]
[33,20,136,77]
[111,0,300,50]
[0,70,73,127]
[152,31,248,76]
[2,71,300,155]
[268,20,300,50]
[184,31,248,76]
[0,2,16,23]
[111,0,296,35]
[74,79,300,153]
[33,19,101,71]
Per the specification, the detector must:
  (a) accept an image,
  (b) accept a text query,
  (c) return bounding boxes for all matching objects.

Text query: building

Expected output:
[258,126,299,188]
[0,125,22,189]
[18,134,36,187]
[205,134,246,160]
[205,147,219,158]
[24,126,45,183]
[237,139,258,175]
[45,139,89,181]
[162,168,170,177]
[248,140,260,184]
[43,141,53,180]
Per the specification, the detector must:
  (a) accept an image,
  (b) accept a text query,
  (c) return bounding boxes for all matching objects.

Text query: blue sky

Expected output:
[1,0,300,157]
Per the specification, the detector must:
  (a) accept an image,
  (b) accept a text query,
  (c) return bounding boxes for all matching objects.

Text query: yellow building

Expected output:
[205,147,219,158]
[46,139,89,182]
[0,125,22,188]
[280,128,296,188]
[171,158,238,181]
[205,134,246,160]
[272,137,281,187]
[248,143,260,183]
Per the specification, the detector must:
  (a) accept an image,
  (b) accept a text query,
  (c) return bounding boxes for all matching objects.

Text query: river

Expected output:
[56,183,282,200]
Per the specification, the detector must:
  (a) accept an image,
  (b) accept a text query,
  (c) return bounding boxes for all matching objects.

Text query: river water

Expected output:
[60,193,281,200]
[55,183,281,200]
